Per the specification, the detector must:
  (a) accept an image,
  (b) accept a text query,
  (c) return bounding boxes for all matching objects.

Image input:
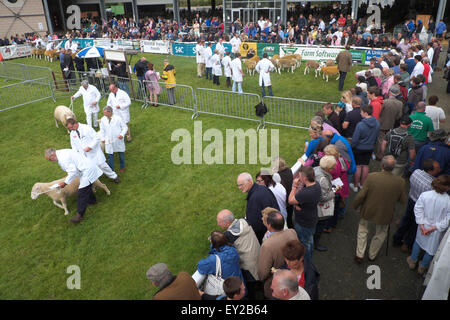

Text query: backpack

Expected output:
[255,102,268,117]
[387,129,409,157]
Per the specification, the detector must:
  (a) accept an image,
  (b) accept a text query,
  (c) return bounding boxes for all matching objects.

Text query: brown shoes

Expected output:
[69,213,83,224]
[406,256,417,270]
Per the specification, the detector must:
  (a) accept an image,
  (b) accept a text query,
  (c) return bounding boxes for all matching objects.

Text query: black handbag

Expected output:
[255,102,268,117]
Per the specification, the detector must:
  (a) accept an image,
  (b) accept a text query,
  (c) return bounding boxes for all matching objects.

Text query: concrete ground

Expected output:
[314,43,450,300]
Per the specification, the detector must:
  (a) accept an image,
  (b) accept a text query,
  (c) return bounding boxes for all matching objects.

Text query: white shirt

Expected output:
[70,42,78,52]
[230,37,241,54]
[289,286,311,300]
[204,47,213,68]
[107,89,131,123]
[318,21,326,32]
[73,84,101,114]
[269,183,287,220]
[414,190,450,256]
[195,44,205,64]
[99,115,128,154]
[427,47,434,62]
[70,123,106,166]
[410,61,424,78]
[380,61,389,69]
[56,149,102,189]
[46,42,53,51]
[230,58,243,82]
[257,19,265,30]
[64,40,71,50]
[216,42,226,56]
[255,58,274,87]
[425,105,446,130]
[222,55,232,77]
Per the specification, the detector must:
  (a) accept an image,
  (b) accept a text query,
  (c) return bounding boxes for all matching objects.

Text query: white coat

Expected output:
[230,37,241,54]
[204,47,213,68]
[70,123,106,166]
[107,88,131,123]
[414,190,450,255]
[222,55,232,77]
[56,149,102,189]
[99,115,128,154]
[255,58,274,87]
[70,42,78,52]
[196,44,205,64]
[73,84,101,114]
[231,58,243,82]
[216,42,226,56]
[211,54,223,76]
[64,40,71,50]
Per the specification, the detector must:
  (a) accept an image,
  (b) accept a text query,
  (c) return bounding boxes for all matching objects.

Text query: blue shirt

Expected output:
[405,58,416,76]
[436,22,446,34]
[412,141,450,175]
[331,134,356,175]
[305,136,324,157]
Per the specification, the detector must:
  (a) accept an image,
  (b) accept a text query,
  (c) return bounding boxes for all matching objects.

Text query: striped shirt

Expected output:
[409,169,434,202]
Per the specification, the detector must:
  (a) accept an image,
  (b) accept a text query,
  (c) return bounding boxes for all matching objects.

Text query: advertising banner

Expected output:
[141,40,171,54]
[364,49,390,65]
[240,42,257,58]
[172,42,196,57]
[0,44,33,60]
[280,45,368,65]
[257,43,279,58]
[61,38,94,49]
[349,50,366,64]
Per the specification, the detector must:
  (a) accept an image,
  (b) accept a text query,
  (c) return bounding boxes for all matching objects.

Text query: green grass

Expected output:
[0,56,362,299]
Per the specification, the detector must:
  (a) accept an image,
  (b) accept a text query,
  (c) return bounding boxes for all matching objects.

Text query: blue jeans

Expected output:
[205,67,212,80]
[393,197,417,248]
[294,223,315,262]
[118,79,130,95]
[338,71,347,91]
[232,81,243,93]
[107,152,125,171]
[411,241,433,268]
[261,79,273,97]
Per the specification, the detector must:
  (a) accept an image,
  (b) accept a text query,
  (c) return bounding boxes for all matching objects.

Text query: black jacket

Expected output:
[134,60,148,77]
[245,184,279,235]
[63,54,75,70]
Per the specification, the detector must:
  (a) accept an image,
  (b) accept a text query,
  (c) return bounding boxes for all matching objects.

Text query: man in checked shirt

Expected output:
[393,159,441,252]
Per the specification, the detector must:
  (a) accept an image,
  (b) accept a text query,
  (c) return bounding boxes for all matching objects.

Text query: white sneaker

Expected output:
[358,184,363,190]
[349,183,358,193]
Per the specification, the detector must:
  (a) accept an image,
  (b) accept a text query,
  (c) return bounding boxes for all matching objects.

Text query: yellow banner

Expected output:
[240,42,257,58]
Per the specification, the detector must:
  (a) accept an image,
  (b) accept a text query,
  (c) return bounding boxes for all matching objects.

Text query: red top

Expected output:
[297,272,306,289]
[338,17,346,27]
[423,64,431,84]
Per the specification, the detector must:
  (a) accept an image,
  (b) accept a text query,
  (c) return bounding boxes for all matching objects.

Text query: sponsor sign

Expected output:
[364,49,390,65]
[141,40,170,54]
[171,42,196,57]
[240,42,257,58]
[0,44,33,60]
[257,43,279,58]
[61,38,94,49]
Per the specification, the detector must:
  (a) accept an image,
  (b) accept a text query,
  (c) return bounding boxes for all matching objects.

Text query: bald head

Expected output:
[217,209,235,229]
[381,155,396,172]
[416,101,426,111]
[237,172,253,193]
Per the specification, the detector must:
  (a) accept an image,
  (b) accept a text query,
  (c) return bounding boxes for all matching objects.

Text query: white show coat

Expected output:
[107,88,131,123]
[99,115,128,154]
[73,84,101,114]
[64,40,71,50]
[196,44,205,64]
[211,54,223,76]
[70,42,78,52]
[230,58,243,82]
[204,47,213,68]
[70,123,106,165]
[46,42,53,50]
[216,42,226,56]
[255,58,275,87]
[230,37,241,54]
[410,61,424,78]
[222,55,232,77]
[56,149,102,189]
[414,190,450,255]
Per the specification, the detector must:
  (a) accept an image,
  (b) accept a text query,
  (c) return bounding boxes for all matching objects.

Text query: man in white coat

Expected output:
[66,118,120,184]
[215,38,226,58]
[45,148,103,223]
[222,51,232,88]
[71,80,101,128]
[230,53,244,93]
[211,49,222,86]
[230,33,241,58]
[107,84,132,142]
[255,53,275,97]
[99,106,128,173]
[204,42,213,81]
[195,39,205,78]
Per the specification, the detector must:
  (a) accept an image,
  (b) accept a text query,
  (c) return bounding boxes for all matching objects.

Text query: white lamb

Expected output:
[31,176,110,216]
[54,105,76,133]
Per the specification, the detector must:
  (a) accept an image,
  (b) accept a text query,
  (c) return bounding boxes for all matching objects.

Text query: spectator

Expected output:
[144,62,161,107]
[425,96,446,130]
[412,129,450,175]
[407,77,425,113]
[281,239,320,300]
[236,172,280,243]
[270,269,310,300]
[322,103,343,134]
[342,96,363,140]
[336,45,353,91]
[146,263,201,300]
[200,276,246,300]
[381,68,395,98]
[410,55,425,79]
[288,166,322,262]
[271,157,294,229]
[161,59,176,105]
[256,171,287,222]
[407,175,450,275]
[353,156,407,263]
[367,86,383,120]
[134,57,148,84]
[409,101,435,152]
[435,20,446,38]
[393,159,441,252]
[258,210,297,298]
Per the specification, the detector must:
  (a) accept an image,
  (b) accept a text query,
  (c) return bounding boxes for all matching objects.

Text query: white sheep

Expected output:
[54,105,76,133]
[31,176,110,216]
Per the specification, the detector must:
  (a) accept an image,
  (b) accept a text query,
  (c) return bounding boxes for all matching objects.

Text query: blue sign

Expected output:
[61,38,94,49]
[364,49,390,65]
[172,42,232,57]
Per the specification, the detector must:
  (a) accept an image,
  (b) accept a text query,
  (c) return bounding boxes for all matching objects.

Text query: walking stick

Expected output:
[386,224,391,256]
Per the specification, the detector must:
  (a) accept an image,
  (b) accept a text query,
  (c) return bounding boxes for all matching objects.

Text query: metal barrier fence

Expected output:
[195,88,263,128]
[262,96,329,129]
[0,78,55,112]
[0,62,54,83]
[142,80,197,112]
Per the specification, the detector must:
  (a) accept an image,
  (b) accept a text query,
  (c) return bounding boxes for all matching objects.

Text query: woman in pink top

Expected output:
[323,144,349,232]
[381,68,395,98]
[144,62,161,107]
[311,115,340,136]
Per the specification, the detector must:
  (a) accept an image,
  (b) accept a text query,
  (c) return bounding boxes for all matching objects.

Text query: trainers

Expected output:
[349,183,358,192]
[114,177,121,184]
[406,256,417,270]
